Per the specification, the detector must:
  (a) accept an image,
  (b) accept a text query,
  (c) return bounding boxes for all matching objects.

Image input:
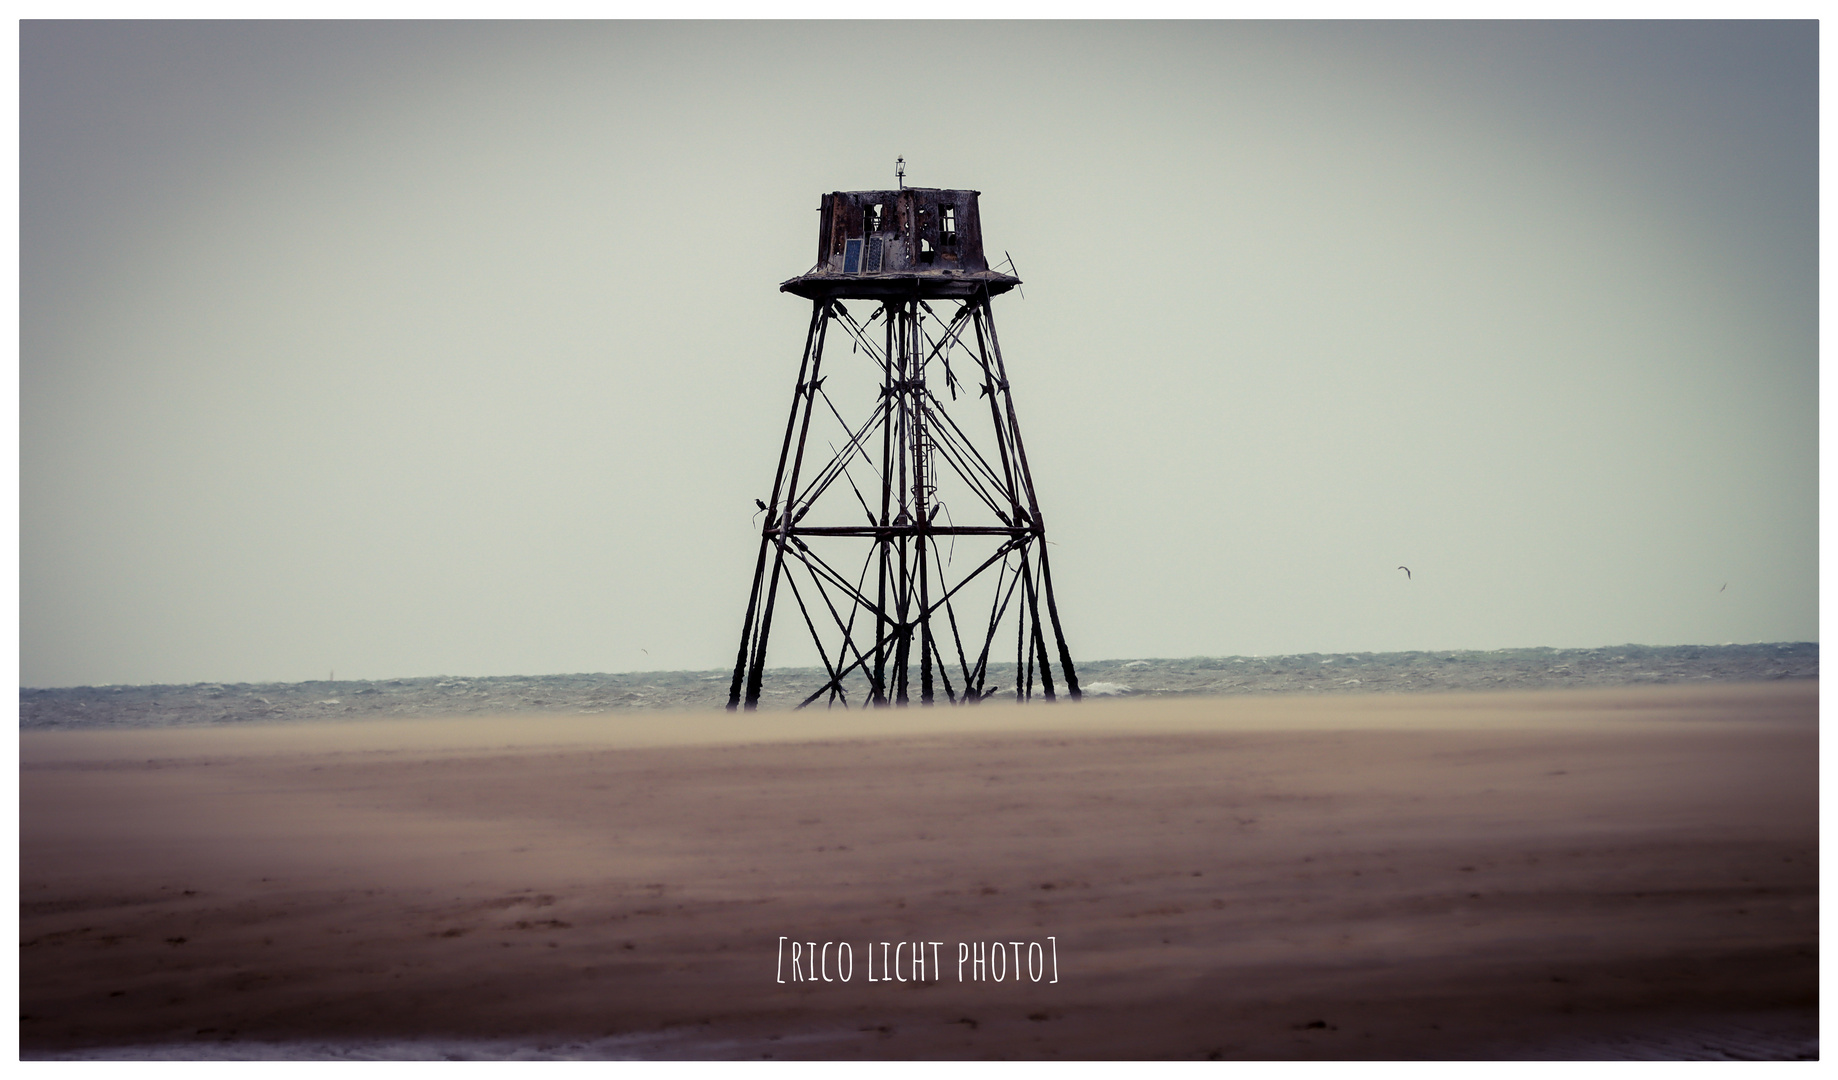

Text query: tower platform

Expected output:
[780,187,1020,301]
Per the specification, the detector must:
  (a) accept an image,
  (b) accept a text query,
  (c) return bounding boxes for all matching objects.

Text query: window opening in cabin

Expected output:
[940,206,957,247]
[868,203,884,233]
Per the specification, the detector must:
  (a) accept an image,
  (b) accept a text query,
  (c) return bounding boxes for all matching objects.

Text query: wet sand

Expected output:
[20,682,1818,1059]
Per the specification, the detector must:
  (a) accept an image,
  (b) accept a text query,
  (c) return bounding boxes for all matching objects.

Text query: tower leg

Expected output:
[977,296,1081,701]
[893,542,910,705]
[1024,552,1057,702]
[910,299,936,705]
[726,534,772,710]
[1037,544,1082,700]
[736,301,831,710]
[730,303,825,710]
[872,300,894,706]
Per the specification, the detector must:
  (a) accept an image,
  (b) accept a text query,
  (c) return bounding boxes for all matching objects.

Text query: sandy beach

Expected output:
[20,682,1817,1059]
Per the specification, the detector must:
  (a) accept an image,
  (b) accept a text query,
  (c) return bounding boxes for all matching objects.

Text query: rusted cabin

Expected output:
[780,187,1021,300]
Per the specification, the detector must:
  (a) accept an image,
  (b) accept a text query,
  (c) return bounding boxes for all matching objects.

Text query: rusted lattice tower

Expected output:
[728,174,1081,710]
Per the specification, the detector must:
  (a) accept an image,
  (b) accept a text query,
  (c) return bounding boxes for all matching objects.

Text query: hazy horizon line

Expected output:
[18,640,1817,692]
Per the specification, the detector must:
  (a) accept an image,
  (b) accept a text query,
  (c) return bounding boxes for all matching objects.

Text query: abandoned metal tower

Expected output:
[727,178,1081,710]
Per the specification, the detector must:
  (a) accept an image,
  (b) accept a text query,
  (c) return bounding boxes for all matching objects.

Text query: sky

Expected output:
[19,20,1818,688]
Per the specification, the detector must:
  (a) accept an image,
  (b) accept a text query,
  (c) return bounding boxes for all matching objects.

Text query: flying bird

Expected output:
[1398,566,1412,581]
[1719,583,1727,593]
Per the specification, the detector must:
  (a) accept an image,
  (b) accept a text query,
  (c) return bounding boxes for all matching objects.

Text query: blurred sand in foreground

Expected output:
[21,682,1817,1059]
